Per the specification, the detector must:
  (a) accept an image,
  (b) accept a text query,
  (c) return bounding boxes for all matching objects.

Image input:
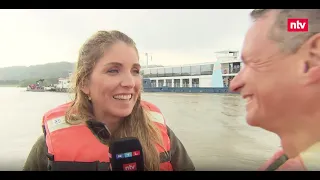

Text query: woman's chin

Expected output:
[111,108,133,118]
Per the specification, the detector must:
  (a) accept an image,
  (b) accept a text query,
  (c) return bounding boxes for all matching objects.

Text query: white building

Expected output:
[56,72,72,91]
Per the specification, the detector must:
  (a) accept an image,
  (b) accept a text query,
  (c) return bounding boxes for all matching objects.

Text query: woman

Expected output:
[23,30,195,171]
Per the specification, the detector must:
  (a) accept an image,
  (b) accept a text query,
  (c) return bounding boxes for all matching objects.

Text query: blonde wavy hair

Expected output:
[65,30,165,171]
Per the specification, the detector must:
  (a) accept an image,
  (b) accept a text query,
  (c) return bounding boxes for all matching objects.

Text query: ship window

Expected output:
[150,69,158,77]
[181,66,191,76]
[182,79,189,87]
[191,65,201,76]
[192,78,199,87]
[157,68,165,77]
[166,79,172,87]
[158,80,164,87]
[151,80,156,87]
[174,79,180,87]
[164,68,173,77]
[200,64,213,75]
[221,64,229,74]
[231,62,241,74]
[173,67,181,76]
[143,69,150,78]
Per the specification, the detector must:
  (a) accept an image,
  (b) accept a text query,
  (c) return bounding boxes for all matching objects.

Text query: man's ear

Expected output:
[303,33,320,85]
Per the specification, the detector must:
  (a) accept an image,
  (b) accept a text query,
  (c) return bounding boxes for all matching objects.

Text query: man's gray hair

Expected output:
[250,9,320,53]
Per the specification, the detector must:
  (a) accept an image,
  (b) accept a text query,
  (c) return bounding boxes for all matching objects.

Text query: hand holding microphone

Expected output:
[109,137,144,171]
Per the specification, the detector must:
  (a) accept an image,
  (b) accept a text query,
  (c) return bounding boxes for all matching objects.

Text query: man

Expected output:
[229,9,320,171]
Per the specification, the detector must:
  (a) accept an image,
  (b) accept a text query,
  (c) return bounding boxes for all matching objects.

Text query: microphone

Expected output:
[109,137,144,171]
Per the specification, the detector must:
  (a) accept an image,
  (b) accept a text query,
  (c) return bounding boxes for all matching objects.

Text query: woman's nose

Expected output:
[120,74,135,88]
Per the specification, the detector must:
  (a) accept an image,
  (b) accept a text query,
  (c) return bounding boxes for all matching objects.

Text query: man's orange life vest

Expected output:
[41,100,173,171]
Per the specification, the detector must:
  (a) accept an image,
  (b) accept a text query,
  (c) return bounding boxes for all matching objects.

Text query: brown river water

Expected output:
[0,87,280,170]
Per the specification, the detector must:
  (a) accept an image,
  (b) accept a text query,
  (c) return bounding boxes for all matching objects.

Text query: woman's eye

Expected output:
[133,69,140,74]
[107,69,119,73]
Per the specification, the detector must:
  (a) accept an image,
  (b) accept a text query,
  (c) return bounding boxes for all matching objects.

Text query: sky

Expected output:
[0,9,253,68]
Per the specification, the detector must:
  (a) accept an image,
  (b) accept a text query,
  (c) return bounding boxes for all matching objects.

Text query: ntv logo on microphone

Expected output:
[287,18,308,32]
[123,162,137,171]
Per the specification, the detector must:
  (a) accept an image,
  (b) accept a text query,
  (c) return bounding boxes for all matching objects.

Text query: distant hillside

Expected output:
[0,62,75,81]
[0,61,163,87]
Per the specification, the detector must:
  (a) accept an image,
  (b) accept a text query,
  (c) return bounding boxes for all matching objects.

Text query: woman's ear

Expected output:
[80,80,90,95]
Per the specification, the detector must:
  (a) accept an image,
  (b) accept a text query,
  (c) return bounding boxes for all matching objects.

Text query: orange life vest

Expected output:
[41,100,173,171]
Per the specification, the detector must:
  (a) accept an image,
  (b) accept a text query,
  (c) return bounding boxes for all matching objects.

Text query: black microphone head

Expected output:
[109,137,144,171]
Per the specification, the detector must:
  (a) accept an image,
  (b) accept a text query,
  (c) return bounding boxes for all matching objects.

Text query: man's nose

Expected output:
[121,73,135,88]
[229,70,244,93]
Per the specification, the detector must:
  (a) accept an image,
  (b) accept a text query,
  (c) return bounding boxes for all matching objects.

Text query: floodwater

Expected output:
[0,87,280,171]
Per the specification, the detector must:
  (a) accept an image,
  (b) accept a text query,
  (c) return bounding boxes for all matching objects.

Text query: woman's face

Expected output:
[82,41,142,118]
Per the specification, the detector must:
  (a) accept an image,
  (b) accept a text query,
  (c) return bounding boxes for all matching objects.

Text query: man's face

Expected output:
[229,11,310,132]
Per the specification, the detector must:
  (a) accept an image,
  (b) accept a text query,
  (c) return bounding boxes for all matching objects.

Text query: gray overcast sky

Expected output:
[0,9,253,68]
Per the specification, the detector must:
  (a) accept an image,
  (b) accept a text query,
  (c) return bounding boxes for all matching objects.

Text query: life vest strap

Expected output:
[48,160,110,171]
